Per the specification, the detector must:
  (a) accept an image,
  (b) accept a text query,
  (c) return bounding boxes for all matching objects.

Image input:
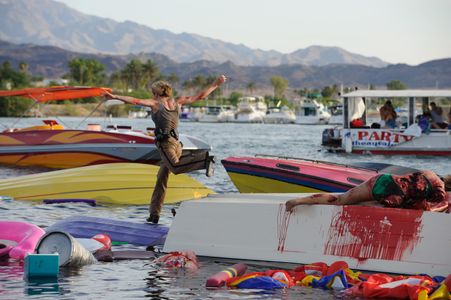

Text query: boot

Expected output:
[205,155,215,177]
[146,214,160,224]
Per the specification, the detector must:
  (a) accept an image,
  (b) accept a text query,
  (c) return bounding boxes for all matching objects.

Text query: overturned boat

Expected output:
[0,86,211,169]
[164,193,451,275]
[222,155,419,193]
[0,163,213,205]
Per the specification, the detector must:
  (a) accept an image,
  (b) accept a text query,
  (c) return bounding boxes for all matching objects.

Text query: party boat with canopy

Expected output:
[0,86,211,168]
[321,90,451,155]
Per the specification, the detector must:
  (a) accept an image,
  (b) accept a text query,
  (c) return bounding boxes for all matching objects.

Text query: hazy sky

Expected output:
[56,0,451,65]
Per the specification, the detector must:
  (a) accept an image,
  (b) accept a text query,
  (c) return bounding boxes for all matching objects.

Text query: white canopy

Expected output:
[342,90,451,98]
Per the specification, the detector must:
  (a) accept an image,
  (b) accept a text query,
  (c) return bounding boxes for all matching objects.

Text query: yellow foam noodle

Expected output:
[0,163,213,205]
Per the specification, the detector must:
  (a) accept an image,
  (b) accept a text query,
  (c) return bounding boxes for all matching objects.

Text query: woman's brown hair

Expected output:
[151,81,173,98]
[444,175,451,192]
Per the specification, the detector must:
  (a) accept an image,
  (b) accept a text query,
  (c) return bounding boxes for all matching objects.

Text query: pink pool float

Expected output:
[0,221,45,260]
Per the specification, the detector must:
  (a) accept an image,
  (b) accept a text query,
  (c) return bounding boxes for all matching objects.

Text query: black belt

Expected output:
[155,128,179,141]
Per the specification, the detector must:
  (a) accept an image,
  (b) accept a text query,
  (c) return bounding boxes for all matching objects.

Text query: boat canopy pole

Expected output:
[6,96,40,130]
[408,97,415,126]
[362,97,367,124]
[75,99,105,129]
[422,97,429,112]
[343,97,349,128]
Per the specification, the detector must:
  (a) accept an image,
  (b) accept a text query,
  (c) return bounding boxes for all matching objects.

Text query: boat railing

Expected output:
[254,153,390,173]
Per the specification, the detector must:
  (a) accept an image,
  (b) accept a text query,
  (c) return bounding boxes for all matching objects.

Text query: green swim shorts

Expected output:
[371,174,404,201]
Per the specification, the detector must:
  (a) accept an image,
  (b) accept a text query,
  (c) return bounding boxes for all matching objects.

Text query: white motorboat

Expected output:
[128,109,149,119]
[263,106,296,124]
[163,193,451,275]
[191,105,235,123]
[294,99,331,125]
[321,89,451,155]
[328,104,343,125]
[0,86,211,169]
[180,106,195,122]
[217,106,236,122]
[234,96,267,123]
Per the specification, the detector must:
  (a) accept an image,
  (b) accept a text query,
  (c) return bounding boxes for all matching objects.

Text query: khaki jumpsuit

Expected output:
[149,104,208,218]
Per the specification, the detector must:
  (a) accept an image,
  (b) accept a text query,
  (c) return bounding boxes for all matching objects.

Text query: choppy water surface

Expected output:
[0,117,449,299]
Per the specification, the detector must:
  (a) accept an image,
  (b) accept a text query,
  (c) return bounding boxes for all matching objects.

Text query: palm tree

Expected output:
[141,59,160,88]
[247,82,256,95]
[122,59,142,90]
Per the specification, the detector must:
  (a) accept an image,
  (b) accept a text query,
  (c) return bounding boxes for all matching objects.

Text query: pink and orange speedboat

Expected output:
[0,86,210,169]
[221,155,419,193]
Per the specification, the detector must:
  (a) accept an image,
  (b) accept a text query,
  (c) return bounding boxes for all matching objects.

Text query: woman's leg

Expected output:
[159,138,208,175]
[148,164,170,223]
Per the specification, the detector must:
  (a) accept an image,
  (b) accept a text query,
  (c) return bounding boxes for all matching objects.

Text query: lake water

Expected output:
[0,117,449,299]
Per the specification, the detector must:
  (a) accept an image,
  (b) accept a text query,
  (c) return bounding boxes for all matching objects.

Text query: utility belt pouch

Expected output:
[169,129,179,140]
[155,128,178,141]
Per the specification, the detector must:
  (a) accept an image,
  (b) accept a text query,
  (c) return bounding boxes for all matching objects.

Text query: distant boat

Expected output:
[190,105,235,123]
[322,89,451,155]
[294,98,331,125]
[263,106,296,124]
[328,104,343,125]
[234,96,267,123]
[128,108,149,119]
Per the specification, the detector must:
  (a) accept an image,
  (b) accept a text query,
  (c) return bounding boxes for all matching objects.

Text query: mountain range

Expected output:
[2,40,451,89]
[0,0,388,67]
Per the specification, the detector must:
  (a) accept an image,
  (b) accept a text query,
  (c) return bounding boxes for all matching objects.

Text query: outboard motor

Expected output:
[321,128,342,148]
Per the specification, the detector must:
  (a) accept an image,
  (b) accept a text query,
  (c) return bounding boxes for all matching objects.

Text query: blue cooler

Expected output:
[24,253,59,278]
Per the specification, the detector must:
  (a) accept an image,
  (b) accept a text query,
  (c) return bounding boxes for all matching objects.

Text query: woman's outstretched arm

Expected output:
[285,194,341,212]
[285,178,375,212]
[176,75,227,105]
[104,92,157,108]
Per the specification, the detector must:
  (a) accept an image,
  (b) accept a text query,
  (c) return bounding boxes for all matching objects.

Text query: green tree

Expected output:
[294,88,309,98]
[321,86,334,98]
[0,61,33,117]
[141,59,160,88]
[247,82,256,95]
[0,61,30,89]
[166,73,179,87]
[227,91,243,106]
[68,58,106,86]
[121,59,142,90]
[109,71,126,90]
[270,76,288,99]
[386,80,406,90]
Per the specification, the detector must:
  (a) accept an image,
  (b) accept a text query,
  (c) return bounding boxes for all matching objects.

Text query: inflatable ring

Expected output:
[0,221,45,260]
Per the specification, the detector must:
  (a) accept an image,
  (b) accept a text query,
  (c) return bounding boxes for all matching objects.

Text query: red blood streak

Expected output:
[277,204,291,252]
[324,206,423,261]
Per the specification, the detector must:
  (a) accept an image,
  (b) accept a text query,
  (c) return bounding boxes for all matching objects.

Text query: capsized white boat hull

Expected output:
[164,193,451,275]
